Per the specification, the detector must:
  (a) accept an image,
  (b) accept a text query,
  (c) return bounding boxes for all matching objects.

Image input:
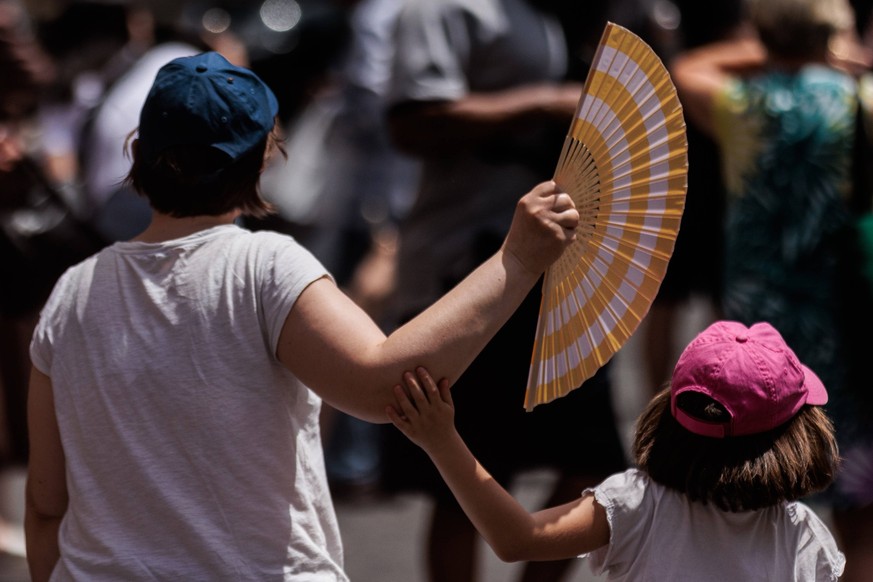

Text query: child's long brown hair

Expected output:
[633,387,840,512]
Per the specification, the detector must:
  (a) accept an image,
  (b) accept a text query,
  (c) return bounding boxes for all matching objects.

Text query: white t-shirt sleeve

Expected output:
[29,258,94,375]
[256,231,332,355]
[789,503,846,581]
[582,468,652,576]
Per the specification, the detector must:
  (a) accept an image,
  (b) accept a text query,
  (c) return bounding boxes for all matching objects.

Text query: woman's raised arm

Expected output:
[277,181,579,422]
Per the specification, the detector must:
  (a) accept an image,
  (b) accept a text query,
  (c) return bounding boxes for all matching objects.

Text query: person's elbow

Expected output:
[481,529,541,563]
[490,536,541,563]
[25,481,67,523]
[489,529,589,563]
[493,543,528,563]
[322,385,395,425]
[349,405,392,425]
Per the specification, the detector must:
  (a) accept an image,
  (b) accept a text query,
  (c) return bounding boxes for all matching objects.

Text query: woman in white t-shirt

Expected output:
[388,320,846,581]
[24,51,580,581]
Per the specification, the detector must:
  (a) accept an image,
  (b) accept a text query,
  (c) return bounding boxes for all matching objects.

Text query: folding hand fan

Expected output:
[525,22,688,410]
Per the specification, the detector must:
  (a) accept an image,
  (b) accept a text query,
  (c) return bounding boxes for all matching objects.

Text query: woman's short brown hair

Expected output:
[124,126,284,219]
[633,387,840,512]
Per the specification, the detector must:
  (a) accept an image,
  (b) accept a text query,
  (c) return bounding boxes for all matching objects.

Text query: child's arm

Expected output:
[386,367,610,562]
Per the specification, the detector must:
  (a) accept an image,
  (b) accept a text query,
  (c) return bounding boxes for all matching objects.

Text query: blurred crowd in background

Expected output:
[2,0,873,580]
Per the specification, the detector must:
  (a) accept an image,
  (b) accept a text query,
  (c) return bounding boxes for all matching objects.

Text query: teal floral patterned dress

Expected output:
[714,65,873,508]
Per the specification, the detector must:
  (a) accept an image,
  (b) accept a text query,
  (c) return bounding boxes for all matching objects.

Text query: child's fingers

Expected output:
[386,405,418,440]
[437,378,453,407]
[393,384,419,419]
[386,404,410,425]
[385,405,405,426]
[413,367,453,409]
[415,367,441,402]
[403,370,430,406]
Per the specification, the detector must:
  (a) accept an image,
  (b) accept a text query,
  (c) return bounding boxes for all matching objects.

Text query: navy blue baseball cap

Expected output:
[137,51,279,164]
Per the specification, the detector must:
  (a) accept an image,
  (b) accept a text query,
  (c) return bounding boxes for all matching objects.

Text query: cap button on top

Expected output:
[196,65,207,73]
[735,333,748,343]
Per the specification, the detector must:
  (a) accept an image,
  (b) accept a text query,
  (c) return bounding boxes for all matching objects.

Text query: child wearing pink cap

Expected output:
[388,321,845,581]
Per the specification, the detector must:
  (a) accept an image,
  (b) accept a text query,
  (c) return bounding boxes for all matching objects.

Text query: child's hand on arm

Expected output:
[386,367,611,563]
[386,367,459,456]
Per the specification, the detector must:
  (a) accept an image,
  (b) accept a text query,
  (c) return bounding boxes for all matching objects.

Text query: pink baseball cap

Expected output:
[670,321,828,438]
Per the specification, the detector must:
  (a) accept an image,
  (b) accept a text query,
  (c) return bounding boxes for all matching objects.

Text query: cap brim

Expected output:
[802,364,828,406]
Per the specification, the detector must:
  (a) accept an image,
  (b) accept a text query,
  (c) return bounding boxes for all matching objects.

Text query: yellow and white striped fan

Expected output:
[525,22,688,410]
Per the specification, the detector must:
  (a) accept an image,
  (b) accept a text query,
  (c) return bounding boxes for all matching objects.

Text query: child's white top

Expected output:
[583,468,845,581]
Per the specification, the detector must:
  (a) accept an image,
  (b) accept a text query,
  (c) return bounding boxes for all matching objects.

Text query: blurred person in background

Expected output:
[256,0,421,498]
[0,0,56,559]
[380,1,631,580]
[35,0,147,215]
[0,0,56,477]
[34,0,251,243]
[639,0,747,394]
[672,0,873,579]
